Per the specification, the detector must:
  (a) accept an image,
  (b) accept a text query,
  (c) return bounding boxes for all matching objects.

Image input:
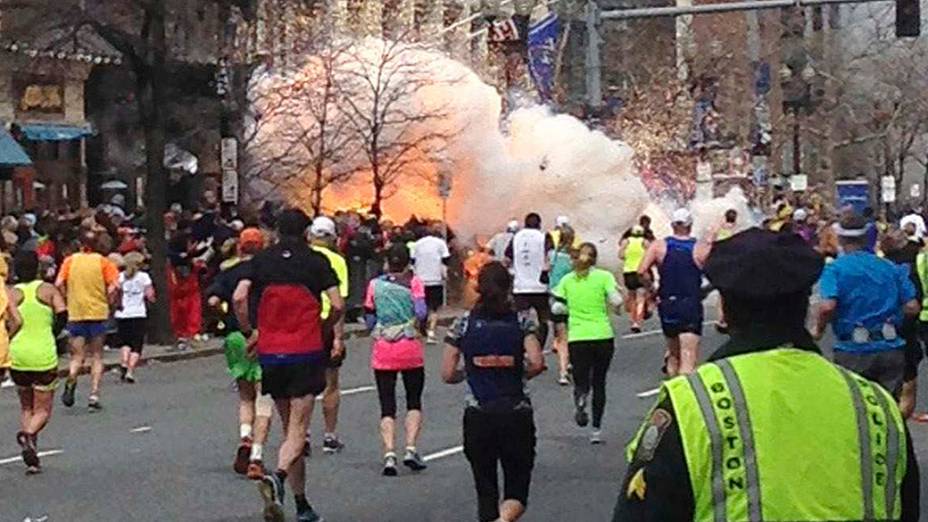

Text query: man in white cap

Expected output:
[638,208,712,376]
[551,215,580,250]
[488,220,519,262]
[308,216,349,455]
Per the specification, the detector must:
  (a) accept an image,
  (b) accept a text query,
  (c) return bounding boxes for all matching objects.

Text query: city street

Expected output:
[4,313,928,521]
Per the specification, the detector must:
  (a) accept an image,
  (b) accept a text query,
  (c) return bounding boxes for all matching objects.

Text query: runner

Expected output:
[0,256,13,383]
[364,244,429,476]
[412,223,451,344]
[638,209,711,376]
[207,227,274,479]
[309,216,349,455]
[550,216,580,250]
[234,209,343,522]
[506,213,554,348]
[487,221,519,262]
[548,225,575,385]
[551,243,623,443]
[618,225,649,333]
[10,250,65,474]
[115,252,155,384]
[56,230,120,411]
[442,261,545,522]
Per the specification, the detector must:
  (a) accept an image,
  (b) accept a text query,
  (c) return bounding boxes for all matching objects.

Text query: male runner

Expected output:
[235,209,343,522]
[412,223,451,344]
[506,213,554,347]
[309,216,348,454]
[56,230,120,411]
[638,209,711,376]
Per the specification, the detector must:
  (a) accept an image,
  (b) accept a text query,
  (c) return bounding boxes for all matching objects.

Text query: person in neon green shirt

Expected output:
[10,250,66,474]
[618,226,650,333]
[551,243,623,444]
[309,216,349,454]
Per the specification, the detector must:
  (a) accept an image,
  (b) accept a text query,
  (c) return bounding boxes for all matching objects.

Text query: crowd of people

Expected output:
[2,187,928,521]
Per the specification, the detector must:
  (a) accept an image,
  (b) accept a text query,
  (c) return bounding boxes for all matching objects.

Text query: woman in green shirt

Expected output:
[9,250,66,474]
[551,243,623,444]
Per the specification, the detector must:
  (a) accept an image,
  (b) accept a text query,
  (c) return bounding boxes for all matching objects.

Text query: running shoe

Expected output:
[322,435,344,455]
[25,464,41,475]
[303,434,312,457]
[258,473,285,522]
[88,395,103,412]
[247,460,266,480]
[61,380,76,408]
[125,373,136,384]
[119,365,128,382]
[630,324,642,334]
[426,331,437,345]
[296,505,325,522]
[590,429,603,445]
[16,431,39,468]
[715,322,730,335]
[574,396,589,428]
[558,374,570,386]
[234,438,253,475]
[403,449,428,472]
[382,453,398,477]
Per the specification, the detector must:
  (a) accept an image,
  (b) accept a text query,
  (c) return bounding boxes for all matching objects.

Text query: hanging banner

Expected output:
[881,175,896,203]
[222,168,238,204]
[527,13,560,102]
[836,180,870,214]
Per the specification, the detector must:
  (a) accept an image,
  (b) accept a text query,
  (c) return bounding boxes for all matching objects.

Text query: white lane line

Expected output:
[313,385,376,402]
[423,445,464,462]
[130,426,152,433]
[621,320,717,340]
[1,380,13,388]
[636,387,661,399]
[0,449,63,466]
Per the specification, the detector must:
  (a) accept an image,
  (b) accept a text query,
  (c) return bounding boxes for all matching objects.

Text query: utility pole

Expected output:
[585,0,602,110]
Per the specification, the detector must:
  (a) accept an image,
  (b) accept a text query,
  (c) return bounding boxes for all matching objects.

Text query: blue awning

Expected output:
[19,123,94,141]
[0,128,32,166]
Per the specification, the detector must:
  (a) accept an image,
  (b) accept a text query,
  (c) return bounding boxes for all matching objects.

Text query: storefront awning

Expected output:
[19,123,94,141]
[0,128,32,166]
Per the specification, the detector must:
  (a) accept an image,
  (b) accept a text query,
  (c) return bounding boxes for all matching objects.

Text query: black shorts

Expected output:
[115,318,147,354]
[10,368,59,391]
[623,272,644,291]
[425,285,445,312]
[322,326,344,369]
[261,361,327,400]
[513,293,551,321]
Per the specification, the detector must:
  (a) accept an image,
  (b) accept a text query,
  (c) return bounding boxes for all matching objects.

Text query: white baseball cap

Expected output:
[507,220,519,232]
[556,215,570,227]
[671,208,693,226]
[793,208,809,221]
[310,216,337,237]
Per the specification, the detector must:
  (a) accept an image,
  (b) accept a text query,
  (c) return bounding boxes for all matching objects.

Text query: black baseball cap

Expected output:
[704,228,823,299]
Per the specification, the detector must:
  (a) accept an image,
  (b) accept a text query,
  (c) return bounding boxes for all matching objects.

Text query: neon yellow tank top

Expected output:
[10,280,57,372]
[623,237,646,274]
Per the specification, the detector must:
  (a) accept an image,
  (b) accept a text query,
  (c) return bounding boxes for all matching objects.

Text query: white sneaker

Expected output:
[426,331,437,345]
[590,429,603,445]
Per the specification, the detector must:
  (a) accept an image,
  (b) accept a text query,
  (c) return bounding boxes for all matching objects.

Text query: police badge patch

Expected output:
[635,408,673,463]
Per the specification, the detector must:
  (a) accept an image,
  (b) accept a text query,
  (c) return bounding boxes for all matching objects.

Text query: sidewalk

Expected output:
[1,309,462,386]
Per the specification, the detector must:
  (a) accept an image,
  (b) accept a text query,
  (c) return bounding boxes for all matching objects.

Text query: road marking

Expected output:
[621,321,717,340]
[423,445,464,462]
[0,449,63,466]
[636,387,661,398]
[130,426,152,433]
[312,385,376,402]
[1,380,13,388]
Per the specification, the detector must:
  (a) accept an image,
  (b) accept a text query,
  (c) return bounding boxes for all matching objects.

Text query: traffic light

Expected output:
[896,0,921,37]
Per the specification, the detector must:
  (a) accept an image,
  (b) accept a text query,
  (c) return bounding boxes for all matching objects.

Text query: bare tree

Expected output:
[337,36,458,217]
[245,34,360,215]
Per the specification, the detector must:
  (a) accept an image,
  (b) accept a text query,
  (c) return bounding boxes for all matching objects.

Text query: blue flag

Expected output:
[527,13,560,102]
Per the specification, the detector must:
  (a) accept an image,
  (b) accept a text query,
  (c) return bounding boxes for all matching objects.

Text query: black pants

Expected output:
[514,293,551,347]
[374,368,425,418]
[569,340,615,429]
[463,407,536,522]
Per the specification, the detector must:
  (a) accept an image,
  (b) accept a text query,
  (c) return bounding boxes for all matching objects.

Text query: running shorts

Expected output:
[67,321,108,340]
[10,368,59,391]
[834,349,906,399]
[261,361,326,400]
[659,297,703,338]
[115,318,147,354]
[425,285,444,312]
[623,272,644,291]
[224,332,262,383]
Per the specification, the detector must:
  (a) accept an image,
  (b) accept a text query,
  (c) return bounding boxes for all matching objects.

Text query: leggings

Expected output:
[569,340,615,429]
[463,407,536,522]
[374,368,425,418]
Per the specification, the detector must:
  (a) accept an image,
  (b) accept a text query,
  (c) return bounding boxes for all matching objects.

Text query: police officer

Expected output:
[613,228,920,521]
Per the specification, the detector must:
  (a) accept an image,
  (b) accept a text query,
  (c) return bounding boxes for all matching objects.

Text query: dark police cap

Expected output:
[704,227,823,299]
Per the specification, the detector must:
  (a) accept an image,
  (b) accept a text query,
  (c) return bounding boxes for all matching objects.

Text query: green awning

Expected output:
[0,127,31,166]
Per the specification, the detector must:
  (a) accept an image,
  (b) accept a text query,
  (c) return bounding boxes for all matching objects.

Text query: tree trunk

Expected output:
[138,1,173,345]
[312,163,324,216]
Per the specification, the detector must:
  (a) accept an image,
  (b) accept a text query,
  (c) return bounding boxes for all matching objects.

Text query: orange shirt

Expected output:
[56,252,119,321]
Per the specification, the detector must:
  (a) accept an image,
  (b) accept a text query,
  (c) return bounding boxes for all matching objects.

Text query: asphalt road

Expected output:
[3,312,928,522]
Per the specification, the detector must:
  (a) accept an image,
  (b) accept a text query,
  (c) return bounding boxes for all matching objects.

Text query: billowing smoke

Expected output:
[245,37,650,266]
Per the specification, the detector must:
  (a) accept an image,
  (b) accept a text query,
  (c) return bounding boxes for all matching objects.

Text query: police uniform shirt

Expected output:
[612,331,921,522]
